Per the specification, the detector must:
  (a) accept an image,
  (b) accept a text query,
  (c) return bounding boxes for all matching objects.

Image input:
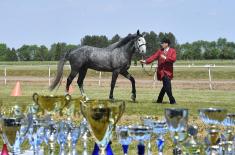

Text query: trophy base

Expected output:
[12,149,44,155]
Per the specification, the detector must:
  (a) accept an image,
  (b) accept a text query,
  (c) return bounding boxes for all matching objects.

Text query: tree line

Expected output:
[0,31,235,61]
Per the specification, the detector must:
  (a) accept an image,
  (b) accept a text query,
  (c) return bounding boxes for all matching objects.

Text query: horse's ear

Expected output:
[142,32,146,37]
[137,30,140,36]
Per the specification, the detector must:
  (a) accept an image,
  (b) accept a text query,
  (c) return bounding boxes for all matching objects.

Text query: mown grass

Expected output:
[0,83,234,154]
[0,60,234,154]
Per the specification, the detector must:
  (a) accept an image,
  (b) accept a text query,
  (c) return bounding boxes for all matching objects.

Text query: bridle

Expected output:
[134,36,155,76]
[134,37,146,53]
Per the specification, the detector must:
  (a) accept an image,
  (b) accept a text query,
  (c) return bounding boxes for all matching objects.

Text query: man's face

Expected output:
[161,42,169,49]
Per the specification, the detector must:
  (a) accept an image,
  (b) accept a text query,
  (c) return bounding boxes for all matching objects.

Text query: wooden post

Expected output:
[153,71,156,88]
[4,66,6,85]
[208,66,212,90]
[99,72,102,86]
[48,65,51,86]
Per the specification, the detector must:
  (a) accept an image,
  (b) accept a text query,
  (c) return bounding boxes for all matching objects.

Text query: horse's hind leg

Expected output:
[66,70,78,94]
[121,70,136,102]
[77,68,88,96]
[109,70,119,101]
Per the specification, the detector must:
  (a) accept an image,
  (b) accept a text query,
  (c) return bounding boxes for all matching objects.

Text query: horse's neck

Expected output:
[119,41,135,62]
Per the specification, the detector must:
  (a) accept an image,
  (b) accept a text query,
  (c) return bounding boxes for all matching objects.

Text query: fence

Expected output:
[1,65,235,90]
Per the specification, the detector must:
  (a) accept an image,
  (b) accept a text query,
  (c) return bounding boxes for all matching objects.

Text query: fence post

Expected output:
[208,65,212,90]
[4,66,6,85]
[48,65,51,86]
[153,71,156,88]
[99,72,102,86]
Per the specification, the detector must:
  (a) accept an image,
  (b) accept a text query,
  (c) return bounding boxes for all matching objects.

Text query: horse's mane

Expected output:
[110,34,137,49]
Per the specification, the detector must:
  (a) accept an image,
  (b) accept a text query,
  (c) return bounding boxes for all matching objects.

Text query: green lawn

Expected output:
[0,84,234,154]
[0,60,234,154]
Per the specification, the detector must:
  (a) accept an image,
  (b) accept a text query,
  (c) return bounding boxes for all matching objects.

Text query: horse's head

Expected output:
[134,30,147,54]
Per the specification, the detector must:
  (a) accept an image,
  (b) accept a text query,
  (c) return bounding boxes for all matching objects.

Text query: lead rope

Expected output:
[141,55,156,76]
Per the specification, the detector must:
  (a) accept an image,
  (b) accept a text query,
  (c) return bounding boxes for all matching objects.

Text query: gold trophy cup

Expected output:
[80,99,125,155]
[0,105,32,154]
[32,93,71,116]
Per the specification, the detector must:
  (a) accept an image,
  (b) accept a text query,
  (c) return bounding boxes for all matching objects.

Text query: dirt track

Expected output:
[1,76,235,90]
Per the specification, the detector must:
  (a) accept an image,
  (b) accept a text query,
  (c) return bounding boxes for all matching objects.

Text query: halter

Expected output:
[134,37,146,53]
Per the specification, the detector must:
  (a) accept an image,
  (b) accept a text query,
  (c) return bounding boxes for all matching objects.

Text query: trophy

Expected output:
[182,125,203,155]
[220,113,235,155]
[44,120,59,155]
[57,121,69,155]
[142,116,168,155]
[32,93,71,117]
[67,123,81,155]
[0,105,32,154]
[32,93,71,154]
[63,96,85,120]
[128,125,153,155]
[57,95,85,155]
[165,108,188,155]
[80,99,125,155]
[80,118,90,155]
[116,125,133,155]
[27,118,45,155]
[199,108,227,155]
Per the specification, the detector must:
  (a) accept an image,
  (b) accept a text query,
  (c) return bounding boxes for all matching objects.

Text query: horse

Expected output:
[49,30,147,101]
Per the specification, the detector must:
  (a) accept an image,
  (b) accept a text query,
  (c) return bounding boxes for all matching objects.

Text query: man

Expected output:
[140,38,176,104]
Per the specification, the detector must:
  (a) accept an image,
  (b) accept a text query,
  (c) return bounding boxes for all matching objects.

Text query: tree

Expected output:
[166,32,177,48]
[109,34,121,44]
[34,45,49,61]
[145,31,159,56]
[81,35,109,48]
[0,43,10,61]
[5,48,18,61]
[49,43,67,61]
[203,41,219,59]
[17,45,37,61]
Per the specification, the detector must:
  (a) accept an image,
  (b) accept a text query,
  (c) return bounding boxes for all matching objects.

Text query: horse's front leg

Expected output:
[109,71,119,101]
[120,71,136,102]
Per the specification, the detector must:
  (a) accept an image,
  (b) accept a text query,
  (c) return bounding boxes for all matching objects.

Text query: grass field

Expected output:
[0,60,234,154]
[0,84,234,154]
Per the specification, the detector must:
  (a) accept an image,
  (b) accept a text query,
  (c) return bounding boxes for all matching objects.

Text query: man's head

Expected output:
[160,38,171,49]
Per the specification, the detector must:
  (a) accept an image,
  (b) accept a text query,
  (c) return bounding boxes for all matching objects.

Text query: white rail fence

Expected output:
[1,65,235,90]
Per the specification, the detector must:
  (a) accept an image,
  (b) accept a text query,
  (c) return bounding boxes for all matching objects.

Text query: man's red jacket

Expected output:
[145,48,176,80]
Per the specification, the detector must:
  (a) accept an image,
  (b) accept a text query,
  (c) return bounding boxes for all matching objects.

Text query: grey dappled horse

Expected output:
[49,30,146,101]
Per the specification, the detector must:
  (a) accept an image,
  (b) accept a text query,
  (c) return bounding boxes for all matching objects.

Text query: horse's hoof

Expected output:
[131,94,136,103]
[82,94,89,100]
[109,97,115,102]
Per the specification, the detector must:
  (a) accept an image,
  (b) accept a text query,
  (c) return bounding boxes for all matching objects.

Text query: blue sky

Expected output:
[0,0,234,48]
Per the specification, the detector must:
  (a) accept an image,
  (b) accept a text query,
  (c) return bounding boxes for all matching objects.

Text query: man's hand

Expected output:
[160,54,166,60]
[139,60,146,64]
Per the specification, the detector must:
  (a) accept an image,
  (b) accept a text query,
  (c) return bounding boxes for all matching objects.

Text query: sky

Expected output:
[0,0,235,48]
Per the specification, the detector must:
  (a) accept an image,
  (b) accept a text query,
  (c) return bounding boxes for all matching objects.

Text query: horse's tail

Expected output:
[49,51,70,91]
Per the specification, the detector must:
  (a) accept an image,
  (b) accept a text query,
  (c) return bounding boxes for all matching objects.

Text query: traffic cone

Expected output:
[68,85,74,94]
[11,81,22,96]
[1,144,9,155]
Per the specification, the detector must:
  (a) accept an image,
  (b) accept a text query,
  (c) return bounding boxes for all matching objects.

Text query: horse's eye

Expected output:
[138,39,141,41]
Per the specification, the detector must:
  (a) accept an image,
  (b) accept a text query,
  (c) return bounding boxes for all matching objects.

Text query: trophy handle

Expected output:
[115,101,125,125]
[64,94,71,107]
[32,93,39,105]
